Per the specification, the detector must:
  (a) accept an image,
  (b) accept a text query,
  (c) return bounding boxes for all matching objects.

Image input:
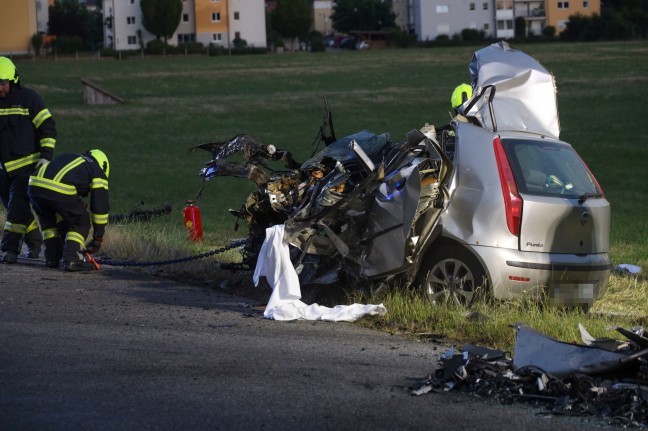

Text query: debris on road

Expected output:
[412,323,648,428]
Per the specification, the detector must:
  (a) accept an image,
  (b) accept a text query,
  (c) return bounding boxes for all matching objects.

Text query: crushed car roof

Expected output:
[465,40,561,139]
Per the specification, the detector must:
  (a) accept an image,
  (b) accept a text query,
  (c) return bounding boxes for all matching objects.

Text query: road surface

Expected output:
[1,260,615,430]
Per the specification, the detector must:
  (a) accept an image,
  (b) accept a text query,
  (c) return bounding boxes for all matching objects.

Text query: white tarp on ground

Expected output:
[465,40,560,140]
[253,224,387,322]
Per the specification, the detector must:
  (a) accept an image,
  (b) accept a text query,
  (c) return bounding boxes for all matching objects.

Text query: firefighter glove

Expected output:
[86,236,103,254]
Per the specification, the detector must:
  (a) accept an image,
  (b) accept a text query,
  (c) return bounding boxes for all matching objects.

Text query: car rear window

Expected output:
[501,138,601,199]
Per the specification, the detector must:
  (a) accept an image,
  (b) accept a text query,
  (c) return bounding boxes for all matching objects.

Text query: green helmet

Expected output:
[451,83,472,110]
[0,56,19,84]
[88,149,110,177]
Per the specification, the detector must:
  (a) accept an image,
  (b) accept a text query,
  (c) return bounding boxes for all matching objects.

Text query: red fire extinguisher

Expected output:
[183,200,203,241]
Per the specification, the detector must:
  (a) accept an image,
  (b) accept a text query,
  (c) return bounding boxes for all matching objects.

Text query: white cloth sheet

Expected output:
[253,225,387,322]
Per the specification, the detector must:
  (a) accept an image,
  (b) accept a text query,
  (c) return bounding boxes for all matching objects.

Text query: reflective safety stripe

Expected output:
[0,107,29,116]
[4,153,40,172]
[40,137,56,149]
[66,231,85,245]
[54,157,84,182]
[33,108,52,129]
[28,176,77,195]
[3,221,27,234]
[43,228,60,240]
[26,219,40,234]
[92,213,109,224]
[91,178,108,190]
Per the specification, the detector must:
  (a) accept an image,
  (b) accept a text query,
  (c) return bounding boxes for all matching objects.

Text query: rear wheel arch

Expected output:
[416,239,492,306]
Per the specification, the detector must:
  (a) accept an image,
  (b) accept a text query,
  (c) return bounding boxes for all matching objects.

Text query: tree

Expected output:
[269,0,311,51]
[331,0,396,33]
[140,0,182,45]
[48,0,102,50]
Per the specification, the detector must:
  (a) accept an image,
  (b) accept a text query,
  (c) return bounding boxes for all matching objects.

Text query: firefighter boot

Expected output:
[1,250,18,264]
[62,241,94,272]
[44,237,64,269]
[24,227,43,259]
[1,231,21,263]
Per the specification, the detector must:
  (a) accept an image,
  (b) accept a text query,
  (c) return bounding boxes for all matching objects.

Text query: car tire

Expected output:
[417,245,490,306]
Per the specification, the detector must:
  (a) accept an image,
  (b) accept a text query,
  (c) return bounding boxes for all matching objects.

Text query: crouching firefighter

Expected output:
[28,149,109,271]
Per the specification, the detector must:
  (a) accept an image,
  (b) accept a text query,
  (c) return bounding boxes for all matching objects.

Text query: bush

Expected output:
[178,42,205,54]
[460,28,486,42]
[31,33,43,56]
[145,39,168,55]
[304,31,326,52]
[388,29,417,48]
[52,36,83,54]
[232,37,248,49]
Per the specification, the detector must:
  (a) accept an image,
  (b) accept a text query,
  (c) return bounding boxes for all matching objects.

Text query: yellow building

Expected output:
[545,0,601,33]
[1,0,37,54]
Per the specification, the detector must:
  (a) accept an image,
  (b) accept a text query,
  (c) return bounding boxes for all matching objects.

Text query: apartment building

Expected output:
[0,0,53,55]
[397,0,600,41]
[414,1,495,41]
[496,0,601,38]
[313,1,333,35]
[103,0,266,51]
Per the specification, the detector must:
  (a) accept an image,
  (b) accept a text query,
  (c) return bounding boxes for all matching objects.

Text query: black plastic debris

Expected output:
[412,324,648,428]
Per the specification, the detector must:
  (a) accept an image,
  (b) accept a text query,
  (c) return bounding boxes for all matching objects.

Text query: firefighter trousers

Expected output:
[0,171,41,255]
[29,195,91,265]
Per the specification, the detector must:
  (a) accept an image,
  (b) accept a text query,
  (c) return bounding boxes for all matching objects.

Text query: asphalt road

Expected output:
[1,259,616,431]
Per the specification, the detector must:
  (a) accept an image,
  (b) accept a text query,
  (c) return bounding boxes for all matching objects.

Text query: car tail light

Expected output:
[493,137,522,236]
[578,153,606,198]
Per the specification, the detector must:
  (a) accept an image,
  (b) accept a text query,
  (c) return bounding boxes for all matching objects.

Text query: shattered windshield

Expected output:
[301,130,391,168]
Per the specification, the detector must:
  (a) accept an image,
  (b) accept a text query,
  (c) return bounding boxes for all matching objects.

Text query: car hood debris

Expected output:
[412,323,648,428]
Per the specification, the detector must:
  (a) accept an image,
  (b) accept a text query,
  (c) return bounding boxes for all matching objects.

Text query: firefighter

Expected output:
[451,83,473,114]
[28,149,109,271]
[0,56,55,263]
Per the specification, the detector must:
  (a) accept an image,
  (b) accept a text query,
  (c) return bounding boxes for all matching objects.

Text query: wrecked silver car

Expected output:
[195,41,611,308]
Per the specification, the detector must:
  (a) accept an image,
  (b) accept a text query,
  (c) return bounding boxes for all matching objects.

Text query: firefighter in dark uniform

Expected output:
[0,56,54,263]
[28,150,109,271]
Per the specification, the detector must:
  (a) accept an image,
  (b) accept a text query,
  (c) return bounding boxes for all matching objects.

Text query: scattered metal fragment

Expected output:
[412,324,648,427]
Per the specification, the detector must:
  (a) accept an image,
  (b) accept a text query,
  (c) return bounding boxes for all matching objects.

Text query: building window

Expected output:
[212,12,221,22]
[583,0,589,7]
[183,13,189,22]
[496,0,512,9]
[483,2,489,10]
[470,3,475,10]
[234,12,240,20]
[127,35,137,45]
[436,5,449,13]
[127,16,136,25]
[437,23,450,34]
[497,20,513,30]
[178,33,195,43]
[235,31,241,40]
[483,23,489,30]
[558,1,570,8]
[557,19,568,28]
[211,0,220,2]
[212,33,222,41]
[130,0,135,4]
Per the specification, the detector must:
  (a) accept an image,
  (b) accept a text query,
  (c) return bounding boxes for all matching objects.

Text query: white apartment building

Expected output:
[102,0,266,51]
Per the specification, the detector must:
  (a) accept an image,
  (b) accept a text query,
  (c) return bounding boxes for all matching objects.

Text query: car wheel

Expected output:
[418,245,489,306]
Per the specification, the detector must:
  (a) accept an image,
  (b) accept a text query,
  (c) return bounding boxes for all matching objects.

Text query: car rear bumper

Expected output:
[469,245,612,306]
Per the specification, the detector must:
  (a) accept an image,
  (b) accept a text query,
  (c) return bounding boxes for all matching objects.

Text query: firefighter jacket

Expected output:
[28,153,109,237]
[0,85,56,177]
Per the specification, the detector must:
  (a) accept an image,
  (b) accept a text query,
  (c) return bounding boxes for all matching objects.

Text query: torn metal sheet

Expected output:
[413,325,648,427]
[513,323,631,377]
[465,41,560,139]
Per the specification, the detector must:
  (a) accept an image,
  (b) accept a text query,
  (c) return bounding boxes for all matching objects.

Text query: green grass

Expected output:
[6,41,648,351]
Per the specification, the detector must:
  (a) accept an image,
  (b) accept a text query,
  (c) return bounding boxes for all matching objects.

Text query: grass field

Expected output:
[6,41,648,349]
